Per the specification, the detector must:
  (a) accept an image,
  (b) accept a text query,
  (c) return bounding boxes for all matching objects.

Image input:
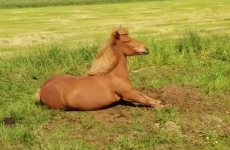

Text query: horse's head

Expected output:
[111,27,149,56]
[86,27,149,76]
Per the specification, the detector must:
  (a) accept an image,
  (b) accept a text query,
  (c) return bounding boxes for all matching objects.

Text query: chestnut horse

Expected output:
[36,27,164,111]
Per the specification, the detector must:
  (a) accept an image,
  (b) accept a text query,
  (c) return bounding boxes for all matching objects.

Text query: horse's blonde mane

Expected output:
[86,43,118,76]
[86,27,130,76]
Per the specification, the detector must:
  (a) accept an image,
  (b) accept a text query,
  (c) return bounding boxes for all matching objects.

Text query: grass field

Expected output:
[1,0,230,149]
[0,0,163,9]
[1,0,230,53]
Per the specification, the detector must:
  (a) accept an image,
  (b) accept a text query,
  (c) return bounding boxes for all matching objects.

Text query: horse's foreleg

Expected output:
[121,90,164,108]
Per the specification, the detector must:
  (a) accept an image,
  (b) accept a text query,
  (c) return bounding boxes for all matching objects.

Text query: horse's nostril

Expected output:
[145,48,149,54]
[140,48,149,55]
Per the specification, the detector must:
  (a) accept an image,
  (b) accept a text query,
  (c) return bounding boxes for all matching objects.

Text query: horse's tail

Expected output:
[35,88,41,103]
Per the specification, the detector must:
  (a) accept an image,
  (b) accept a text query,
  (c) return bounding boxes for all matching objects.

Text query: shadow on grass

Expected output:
[35,99,152,112]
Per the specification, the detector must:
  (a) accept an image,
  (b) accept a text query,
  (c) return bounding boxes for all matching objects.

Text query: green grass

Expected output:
[1,0,230,149]
[1,32,230,149]
[0,0,165,9]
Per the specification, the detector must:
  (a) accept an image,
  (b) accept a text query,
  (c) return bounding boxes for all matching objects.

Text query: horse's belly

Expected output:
[40,75,120,111]
[66,85,119,110]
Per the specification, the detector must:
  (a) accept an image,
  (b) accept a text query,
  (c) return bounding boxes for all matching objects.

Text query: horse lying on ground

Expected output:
[36,27,165,111]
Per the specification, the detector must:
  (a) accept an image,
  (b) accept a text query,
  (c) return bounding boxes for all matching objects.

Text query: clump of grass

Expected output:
[0,0,166,9]
[155,106,179,124]
[176,31,204,55]
[0,43,98,80]
[176,31,230,62]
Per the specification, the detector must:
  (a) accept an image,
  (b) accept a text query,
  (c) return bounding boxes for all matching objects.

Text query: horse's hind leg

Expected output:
[35,75,63,103]
[120,90,164,108]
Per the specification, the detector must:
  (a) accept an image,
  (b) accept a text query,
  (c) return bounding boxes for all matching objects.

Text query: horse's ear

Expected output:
[111,28,131,42]
[110,28,131,43]
[111,30,119,39]
[110,30,119,45]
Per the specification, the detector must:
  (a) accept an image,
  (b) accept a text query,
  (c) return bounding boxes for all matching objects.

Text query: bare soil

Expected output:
[2,117,16,126]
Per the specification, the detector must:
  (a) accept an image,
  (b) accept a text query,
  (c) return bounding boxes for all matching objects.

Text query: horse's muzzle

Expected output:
[142,48,149,55]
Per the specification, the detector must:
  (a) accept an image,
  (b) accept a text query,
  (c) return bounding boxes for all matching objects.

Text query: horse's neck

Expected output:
[108,53,130,80]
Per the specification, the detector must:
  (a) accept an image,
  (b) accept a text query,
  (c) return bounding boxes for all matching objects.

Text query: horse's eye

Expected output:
[124,40,131,43]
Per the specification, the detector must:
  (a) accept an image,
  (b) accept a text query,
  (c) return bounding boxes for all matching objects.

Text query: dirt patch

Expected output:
[2,117,16,126]
[40,115,82,130]
[157,84,229,115]
[136,84,209,113]
[222,124,230,135]
[159,84,206,111]
[93,104,131,125]
[138,86,162,100]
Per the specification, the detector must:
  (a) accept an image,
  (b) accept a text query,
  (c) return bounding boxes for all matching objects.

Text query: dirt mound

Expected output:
[133,84,206,111]
[160,84,206,110]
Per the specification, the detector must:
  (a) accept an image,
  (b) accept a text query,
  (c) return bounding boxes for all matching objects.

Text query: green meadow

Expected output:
[0,0,161,9]
[0,0,230,149]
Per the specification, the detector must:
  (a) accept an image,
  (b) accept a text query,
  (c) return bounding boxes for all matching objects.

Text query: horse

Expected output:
[35,27,164,111]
